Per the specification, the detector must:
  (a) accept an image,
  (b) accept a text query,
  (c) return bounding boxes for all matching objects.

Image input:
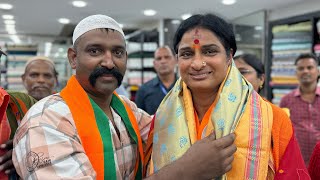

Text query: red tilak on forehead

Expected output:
[193,28,201,48]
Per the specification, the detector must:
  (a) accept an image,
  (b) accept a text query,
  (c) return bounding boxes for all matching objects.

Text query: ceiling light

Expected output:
[222,0,236,5]
[2,14,14,20]
[143,9,157,16]
[0,3,13,10]
[72,1,87,8]
[4,20,15,25]
[58,18,70,24]
[181,13,192,20]
[171,20,181,24]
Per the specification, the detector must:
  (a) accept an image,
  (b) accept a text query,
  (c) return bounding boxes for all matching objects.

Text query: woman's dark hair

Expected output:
[173,13,237,57]
[234,53,265,78]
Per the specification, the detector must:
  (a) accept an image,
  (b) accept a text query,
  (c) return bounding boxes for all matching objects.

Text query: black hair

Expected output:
[234,53,265,78]
[173,13,237,57]
[156,45,175,56]
[294,53,319,65]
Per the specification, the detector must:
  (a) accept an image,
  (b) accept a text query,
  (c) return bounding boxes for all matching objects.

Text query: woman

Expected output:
[234,54,265,93]
[234,54,291,116]
[146,14,309,179]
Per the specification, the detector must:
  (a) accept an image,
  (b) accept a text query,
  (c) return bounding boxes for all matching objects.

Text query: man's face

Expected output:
[68,29,127,97]
[153,47,176,76]
[296,58,319,85]
[22,60,57,100]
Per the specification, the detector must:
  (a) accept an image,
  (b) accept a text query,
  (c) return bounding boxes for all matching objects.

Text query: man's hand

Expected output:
[146,133,236,180]
[179,133,236,179]
[0,139,15,175]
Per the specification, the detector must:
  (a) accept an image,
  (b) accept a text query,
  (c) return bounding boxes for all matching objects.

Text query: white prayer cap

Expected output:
[72,14,125,44]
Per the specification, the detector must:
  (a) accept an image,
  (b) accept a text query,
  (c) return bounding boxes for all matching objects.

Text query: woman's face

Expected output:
[234,59,264,92]
[177,27,231,93]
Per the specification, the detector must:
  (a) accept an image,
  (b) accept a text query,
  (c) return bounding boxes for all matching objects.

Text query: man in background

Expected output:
[280,53,320,165]
[0,49,37,180]
[21,56,58,100]
[135,46,177,114]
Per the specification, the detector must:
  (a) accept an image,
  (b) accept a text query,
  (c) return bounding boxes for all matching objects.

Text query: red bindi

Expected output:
[194,39,199,44]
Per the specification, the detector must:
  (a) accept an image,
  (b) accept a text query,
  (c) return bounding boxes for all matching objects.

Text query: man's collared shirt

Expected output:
[135,76,176,115]
[13,94,152,179]
[280,86,320,165]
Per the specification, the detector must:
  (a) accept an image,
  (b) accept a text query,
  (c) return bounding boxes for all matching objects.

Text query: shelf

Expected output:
[126,29,159,43]
[124,29,159,90]
[266,11,320,102]
[128,51,154,58]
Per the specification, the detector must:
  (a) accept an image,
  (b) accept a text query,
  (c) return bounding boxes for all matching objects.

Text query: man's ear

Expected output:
[67,47,77,69]
[21,74,28,88]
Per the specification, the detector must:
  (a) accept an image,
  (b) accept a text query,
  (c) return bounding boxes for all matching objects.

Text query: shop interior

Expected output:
[0,0,320,104]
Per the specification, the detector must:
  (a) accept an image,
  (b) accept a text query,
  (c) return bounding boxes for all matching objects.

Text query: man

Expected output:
[0,49,37,180]
[21,56,58,100]
[280,53,320,165]
[12,15,236,180]
[135,46,177,114]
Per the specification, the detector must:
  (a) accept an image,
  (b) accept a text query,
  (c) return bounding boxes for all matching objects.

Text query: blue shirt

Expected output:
[135,76,176,115]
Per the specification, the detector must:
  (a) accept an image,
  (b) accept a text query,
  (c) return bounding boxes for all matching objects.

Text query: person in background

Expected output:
[12,14,242,180]
[309,141,320,180]
[234,53,291,115]
[146,13,309,179]
[21,56,58,100]
[135,46,177,115]
[0,49,37,180]
[234,53,265,93]
[280,53,320,165]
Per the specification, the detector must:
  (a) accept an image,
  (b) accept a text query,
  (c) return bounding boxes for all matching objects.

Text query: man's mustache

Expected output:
[89,67,123,87]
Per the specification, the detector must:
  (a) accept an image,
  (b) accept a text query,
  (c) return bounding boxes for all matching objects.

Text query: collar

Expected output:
[294,86,320,97]
[152,75,178,87]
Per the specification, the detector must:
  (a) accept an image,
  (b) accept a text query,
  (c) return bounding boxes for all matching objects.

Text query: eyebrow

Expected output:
[201,44,220,49]
[179,44,220,51]
[85,44,126,50]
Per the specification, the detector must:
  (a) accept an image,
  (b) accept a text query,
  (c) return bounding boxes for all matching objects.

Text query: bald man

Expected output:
[21,56,58,100]
[135,46,177,114]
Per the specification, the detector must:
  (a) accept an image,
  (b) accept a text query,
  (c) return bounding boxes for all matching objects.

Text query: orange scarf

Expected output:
[61,76,144,179]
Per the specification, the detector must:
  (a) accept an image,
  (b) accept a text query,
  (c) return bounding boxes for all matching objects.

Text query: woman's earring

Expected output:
[259,84,263,89]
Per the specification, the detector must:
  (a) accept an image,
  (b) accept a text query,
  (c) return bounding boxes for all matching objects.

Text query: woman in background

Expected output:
[234,53,265,93]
